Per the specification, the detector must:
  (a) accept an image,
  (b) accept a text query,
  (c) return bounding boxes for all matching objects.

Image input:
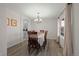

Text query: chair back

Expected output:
[44,31,48,41]
[40,30,44,33]
[28,31,37,39]
[27,31,40,50]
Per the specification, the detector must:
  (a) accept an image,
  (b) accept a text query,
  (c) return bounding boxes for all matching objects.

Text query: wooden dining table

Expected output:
[29,32,45,46]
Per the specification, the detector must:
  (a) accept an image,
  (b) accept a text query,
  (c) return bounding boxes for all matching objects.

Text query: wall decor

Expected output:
[7,17,17,27]
[11,19,17,26]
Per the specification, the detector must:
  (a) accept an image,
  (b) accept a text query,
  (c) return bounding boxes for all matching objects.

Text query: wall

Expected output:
[72,3,79,56]
[0,5,32,55]
[22,16,32,40]
[6,8,23,48]
[6,8,32,48]
[0,5,7,56]
[31,18,57,39]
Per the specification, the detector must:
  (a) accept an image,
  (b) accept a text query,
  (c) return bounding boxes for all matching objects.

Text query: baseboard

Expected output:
[7,39,27,48]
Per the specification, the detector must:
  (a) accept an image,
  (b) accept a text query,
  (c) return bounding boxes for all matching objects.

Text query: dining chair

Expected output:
[40,30,44,33]
[27,31,40,54]
[42,31,48,49]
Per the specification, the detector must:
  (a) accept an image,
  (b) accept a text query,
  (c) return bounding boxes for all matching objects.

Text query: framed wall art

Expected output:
[7,17,17,27]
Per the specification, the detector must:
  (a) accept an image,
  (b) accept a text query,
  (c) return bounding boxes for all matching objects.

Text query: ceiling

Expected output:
[5,3,65,20]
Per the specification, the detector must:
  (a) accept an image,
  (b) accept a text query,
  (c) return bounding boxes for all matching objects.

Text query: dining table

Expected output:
[29,32,45,46]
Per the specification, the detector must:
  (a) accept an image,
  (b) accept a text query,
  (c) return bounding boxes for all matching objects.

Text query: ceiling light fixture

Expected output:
[34,12,42,23]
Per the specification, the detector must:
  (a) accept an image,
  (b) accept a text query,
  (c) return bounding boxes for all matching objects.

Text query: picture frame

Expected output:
[7,17,17,27]
[11,19,17,26]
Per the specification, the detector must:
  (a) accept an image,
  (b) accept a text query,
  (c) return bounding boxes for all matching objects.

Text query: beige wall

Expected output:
[6,8,23,48]
[6,8,32,48]
[72,3,79,56]
[0,5,7,56]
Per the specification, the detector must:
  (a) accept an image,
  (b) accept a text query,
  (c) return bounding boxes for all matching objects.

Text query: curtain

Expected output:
[63,3,73,56]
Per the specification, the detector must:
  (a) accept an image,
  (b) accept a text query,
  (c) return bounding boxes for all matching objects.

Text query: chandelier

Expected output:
[34,12,42,23]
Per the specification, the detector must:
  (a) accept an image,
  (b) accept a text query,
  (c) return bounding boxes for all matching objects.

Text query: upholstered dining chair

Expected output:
[27,31,40,54]
[42,31,48,49]
[40,30,44,33]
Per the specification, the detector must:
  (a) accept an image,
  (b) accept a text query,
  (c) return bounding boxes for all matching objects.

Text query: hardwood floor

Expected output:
[48,40,63,56]
[7,39,63,56]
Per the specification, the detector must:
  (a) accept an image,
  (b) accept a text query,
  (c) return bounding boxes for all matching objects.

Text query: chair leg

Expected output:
[28,45,30,55]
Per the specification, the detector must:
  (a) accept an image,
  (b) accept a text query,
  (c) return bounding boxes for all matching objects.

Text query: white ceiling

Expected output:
[5,3,65,20]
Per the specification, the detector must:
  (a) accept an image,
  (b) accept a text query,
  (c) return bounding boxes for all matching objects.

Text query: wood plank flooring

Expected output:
[7,39,63,56]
